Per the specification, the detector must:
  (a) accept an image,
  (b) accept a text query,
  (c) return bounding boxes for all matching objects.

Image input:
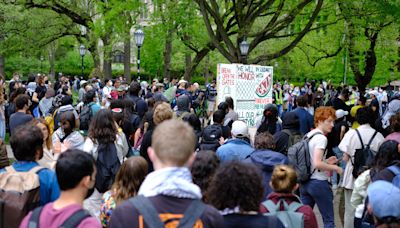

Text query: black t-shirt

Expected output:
[274,130,290,155]
[223,214,284,228]
[331,97,350,112]
[139,129,154,172]
[35,85,47,101]
[329,120,349,147]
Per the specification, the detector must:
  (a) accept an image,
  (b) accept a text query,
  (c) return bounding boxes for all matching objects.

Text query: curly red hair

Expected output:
[314,106,336,127]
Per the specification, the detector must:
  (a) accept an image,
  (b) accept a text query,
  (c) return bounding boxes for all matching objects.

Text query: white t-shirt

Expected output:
[307,129,328,181]
[102,86,113,98]
[338,124,384,189]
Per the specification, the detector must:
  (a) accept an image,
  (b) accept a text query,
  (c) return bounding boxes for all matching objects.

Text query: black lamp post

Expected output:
[240,39,249,64]
[79,44,86,78]
[134,28,145,81]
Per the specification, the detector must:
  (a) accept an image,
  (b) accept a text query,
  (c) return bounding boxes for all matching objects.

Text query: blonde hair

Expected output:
[271,165,298,193]
[30,118,52,150]
[152,119,196,166]
[153,102,173,125]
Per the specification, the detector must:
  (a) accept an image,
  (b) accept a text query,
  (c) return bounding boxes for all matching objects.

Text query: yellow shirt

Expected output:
[350,105,365,129]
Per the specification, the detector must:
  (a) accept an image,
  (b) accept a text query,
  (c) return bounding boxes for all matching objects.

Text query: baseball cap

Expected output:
[79,80,87,87]
[231,120,249,138]
[369,90,379,97]
[367,180,400,219]
[335,109,349,119]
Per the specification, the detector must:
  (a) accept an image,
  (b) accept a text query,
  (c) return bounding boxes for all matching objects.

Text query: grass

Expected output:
[4,133,9,145]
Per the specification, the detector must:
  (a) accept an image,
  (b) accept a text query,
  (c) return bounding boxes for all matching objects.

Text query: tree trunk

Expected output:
[124,36,131,82]
[184,53,192,82]
[49,43,56,81]
[163,29,173,80]
[0,56,4,77]
[184,48,211,82]
[204,55,210,84]
[102,35,112,79]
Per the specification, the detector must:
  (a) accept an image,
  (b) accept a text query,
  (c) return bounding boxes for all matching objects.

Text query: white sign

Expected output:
[217,64,273,127]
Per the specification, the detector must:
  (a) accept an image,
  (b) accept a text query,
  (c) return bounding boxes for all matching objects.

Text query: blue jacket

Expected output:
[293,108,314,135]
[216,138,254,163]
[244,150,288,199]
[0,161,60,205]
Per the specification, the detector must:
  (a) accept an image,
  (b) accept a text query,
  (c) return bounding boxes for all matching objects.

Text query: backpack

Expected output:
[387,165,400,188]
[95,143,121,193]
[281,129,302,154]
[128,113,141,134]
[199,124,223,151]
[28,206,90,228]
[287,132,322,183]
[0,143,8,169]
[79,103,94,131]
[0,166,44,228]
[129,195,205,228]
[262,199,304,228]
[351,130,378,178]
[177,111,190,121]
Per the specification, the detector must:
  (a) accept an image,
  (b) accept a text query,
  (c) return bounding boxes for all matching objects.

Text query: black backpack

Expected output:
[129,195,205,228]
[281,129,303,154]
[79,103,94,131]
[351,130,378,178]
[200,124,223,151]
[95,143,121,193]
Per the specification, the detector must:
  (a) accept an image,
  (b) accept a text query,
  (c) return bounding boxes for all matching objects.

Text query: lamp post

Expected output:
[40,56,44,73]
[134,28,145,81]
[240,39,249,64]
[79,44,86,78]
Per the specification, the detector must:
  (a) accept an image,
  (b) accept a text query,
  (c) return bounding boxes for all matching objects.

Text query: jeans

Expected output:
[300,179,335,228]
[332,147,347,186]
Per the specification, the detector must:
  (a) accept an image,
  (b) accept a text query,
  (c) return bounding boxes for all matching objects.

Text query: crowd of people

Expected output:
[0,73,399,228]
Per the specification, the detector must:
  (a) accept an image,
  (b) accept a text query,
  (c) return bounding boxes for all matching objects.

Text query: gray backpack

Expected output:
[262,199,304,228]
[287,132,322,183]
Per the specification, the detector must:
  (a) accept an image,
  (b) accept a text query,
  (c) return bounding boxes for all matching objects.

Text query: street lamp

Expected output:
[134,28,145,81]
[79,44,86,78]
[240,39,249,64]
[40,56,44,73]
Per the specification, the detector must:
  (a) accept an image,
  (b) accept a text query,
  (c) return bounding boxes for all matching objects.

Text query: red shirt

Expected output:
[259,192,318,228]
[20,203,101,228]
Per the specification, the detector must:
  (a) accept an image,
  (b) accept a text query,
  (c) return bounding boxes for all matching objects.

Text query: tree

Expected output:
[194,0,329,64]
[339,1,395,91]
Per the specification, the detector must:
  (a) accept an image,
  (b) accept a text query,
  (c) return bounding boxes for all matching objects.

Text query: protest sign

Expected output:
[217,63,273,127]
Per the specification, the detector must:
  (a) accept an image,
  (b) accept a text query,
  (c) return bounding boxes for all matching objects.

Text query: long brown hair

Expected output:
[88,109,118,144]
[112,157,148,204]
[30,118,52,150]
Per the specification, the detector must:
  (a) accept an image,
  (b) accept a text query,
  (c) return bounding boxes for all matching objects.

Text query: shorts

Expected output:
[207,101,215,112]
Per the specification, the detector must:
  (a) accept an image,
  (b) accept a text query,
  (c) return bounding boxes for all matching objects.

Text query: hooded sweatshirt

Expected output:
[244,150,288,198]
